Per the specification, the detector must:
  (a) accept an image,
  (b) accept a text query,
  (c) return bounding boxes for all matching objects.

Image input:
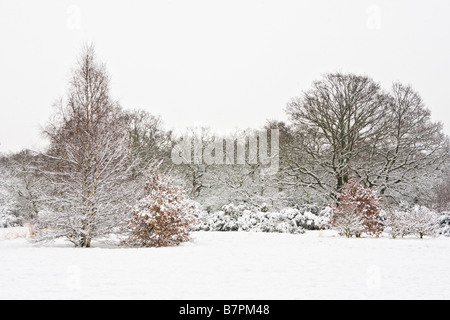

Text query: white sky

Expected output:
[0,0,449,153]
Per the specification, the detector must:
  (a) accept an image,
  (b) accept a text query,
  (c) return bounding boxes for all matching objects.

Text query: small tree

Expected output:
[384,206,440,239]
[408,205,440,239]
[124,170,198,247]
[384,210,410,239]
[331,179,383,237]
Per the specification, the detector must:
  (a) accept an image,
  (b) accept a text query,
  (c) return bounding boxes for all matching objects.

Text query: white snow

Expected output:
[0,229,449,300]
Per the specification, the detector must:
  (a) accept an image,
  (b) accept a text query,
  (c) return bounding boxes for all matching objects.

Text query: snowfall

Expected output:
[1,227,449,300]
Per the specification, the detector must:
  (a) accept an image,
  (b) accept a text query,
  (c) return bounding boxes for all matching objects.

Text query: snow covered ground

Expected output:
[1,228,449,300]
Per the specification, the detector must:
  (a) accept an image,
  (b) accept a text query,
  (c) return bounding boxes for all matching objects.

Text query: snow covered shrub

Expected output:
[250,211,304,234]
[0,167,20,228]
[398,200,411,212]
[124,170,198,247]
[407,205,440,239]
[383,210,410,239]
[439,213,450,236]
[195,203,332,234]
[0,212,20,228]
[194,203,307,234]
[0,179,20,228]
[331,202,365,238]
[384,206,440,239]
[281,207,330,230]
[222,204,241,219]
[331,180,383,237]
[196,210,239,231]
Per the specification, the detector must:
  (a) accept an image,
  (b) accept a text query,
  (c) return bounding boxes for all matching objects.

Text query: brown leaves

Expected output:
[124,170,198,248]
[331,179,383,237]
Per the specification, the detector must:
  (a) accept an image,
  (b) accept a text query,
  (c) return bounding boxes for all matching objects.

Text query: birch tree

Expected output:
[35,44,140,247]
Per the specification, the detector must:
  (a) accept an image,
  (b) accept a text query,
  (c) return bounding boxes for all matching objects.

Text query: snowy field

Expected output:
[1,228,449,300]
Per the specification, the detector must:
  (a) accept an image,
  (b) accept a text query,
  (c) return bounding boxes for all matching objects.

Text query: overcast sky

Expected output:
[0,0,449,153]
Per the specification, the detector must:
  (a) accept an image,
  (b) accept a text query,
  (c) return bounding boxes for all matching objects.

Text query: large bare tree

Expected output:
[357,83,449,203]
[286,73,390,197]
[286,73,449,204]
[35,44,139,247]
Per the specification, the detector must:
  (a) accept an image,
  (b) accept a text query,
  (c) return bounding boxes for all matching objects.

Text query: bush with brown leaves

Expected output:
[331,179,383,237]
[124,170,198,247]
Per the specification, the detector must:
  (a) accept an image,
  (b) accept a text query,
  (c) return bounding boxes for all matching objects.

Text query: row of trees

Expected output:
[170,74,450,210]
[0,44,449,246]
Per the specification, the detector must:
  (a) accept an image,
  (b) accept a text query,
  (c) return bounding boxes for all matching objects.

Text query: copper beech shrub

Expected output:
[331,179,383,237]
[124,170,198,247]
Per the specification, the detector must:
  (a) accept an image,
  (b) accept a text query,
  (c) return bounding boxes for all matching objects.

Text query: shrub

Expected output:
[331,202,365,238]
[440,213,450,236]
[383,210,410,239]
[0,211,21,228]
[194,203,331,234]
[331,179,383,237]
[124,170,198,247]
[408,205,440,239]
[384,206,440,239]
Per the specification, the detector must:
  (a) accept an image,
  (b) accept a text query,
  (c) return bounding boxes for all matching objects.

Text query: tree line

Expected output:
[0,44,449,245]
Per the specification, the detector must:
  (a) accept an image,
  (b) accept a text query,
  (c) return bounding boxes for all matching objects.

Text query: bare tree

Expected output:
[35,44,140,247]
[171,127,215,199]
[208,127,282,207]
[125,109,172,177]
[286,73,390,198]
[285,73,449,204]
[9,151,43,220]
[434,164,450,212]
[357,83,449,204]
